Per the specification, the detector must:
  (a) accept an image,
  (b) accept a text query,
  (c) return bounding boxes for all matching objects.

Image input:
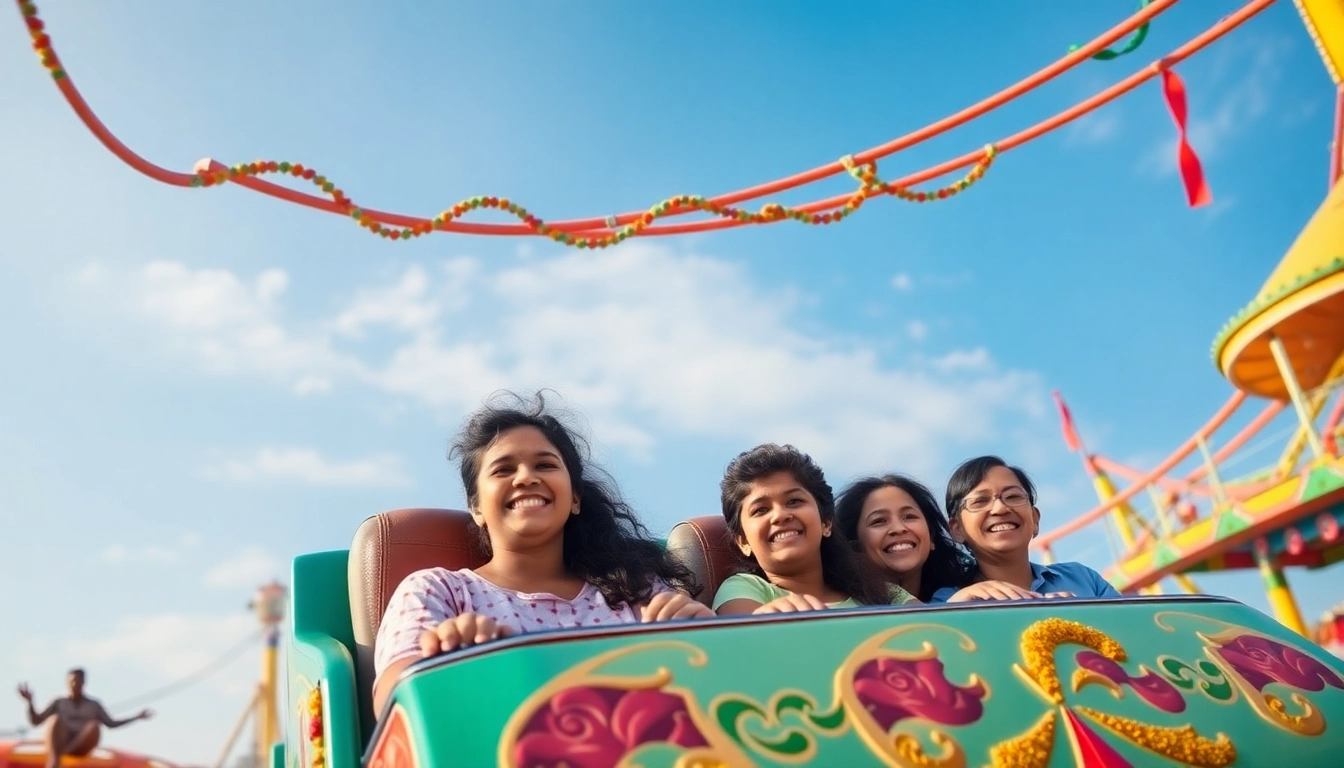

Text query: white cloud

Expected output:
[333,264,440,338]
[891,272,913,291]
[106,261,361,392]
[1064,110,1121,147]
[100,534,202,565]
[293,375,332,395]
[932,348,991,373]
[1140,36,1291,176]
[205,547,284,589]
[86,242,1049,477]
[203,447,411,488]
[75,262,105,284]
[906,320,929,341]
[21,611,259,693]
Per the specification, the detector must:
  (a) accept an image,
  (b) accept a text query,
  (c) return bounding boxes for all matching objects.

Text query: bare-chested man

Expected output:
[16,669,152,768]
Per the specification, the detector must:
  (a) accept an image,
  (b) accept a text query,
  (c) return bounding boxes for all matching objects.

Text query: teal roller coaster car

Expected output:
[280,508,1344,768]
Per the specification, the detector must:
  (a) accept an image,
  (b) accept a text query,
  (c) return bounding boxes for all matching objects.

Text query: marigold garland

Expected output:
[306,686,325,768]
[16,0,999,249]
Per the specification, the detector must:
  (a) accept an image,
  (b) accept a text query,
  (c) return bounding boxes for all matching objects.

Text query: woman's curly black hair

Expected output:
[835,474,977,602]
[451,391,699,608]
[719,443,893,606]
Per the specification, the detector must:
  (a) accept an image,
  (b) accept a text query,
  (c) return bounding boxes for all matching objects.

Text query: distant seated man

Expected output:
[16,668,152,768]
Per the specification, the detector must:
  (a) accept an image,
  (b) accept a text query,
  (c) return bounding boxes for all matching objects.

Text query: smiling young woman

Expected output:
[835,474,977,603]
[712,443,913,616]
[931,455,1120,603]
[370,392,714,714]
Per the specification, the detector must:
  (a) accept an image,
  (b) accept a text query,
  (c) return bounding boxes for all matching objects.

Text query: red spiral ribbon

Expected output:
[1159,67,1212,207]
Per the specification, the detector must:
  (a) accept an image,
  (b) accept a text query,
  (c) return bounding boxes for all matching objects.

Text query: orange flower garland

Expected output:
[16,0,1000,249]
[306,687,325,768]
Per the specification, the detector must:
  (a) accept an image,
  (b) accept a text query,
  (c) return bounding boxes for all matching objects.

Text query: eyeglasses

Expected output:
[961,488,1031,514]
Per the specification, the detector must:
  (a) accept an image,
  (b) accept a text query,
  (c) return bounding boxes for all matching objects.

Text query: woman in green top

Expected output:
[712,443,915,616]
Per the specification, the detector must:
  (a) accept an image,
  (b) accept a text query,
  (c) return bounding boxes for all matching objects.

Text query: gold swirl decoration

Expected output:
[985,618,1238,768]
[495,640,753,768]
[1015,618,1125,705]
[835,624,985,768]
[1199,627,1331,736]
[706,688,845,766]
[1075,707,1236,767]
[985,710,1055,768]
[1154,611,1340,736]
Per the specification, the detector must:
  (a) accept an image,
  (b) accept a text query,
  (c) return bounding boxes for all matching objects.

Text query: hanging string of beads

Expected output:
[18,0,999,249]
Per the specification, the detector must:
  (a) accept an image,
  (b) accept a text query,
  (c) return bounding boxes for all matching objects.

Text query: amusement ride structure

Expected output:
[9,0,1344,766]
[1029,2,1344,641]
[1033,186,1344,637]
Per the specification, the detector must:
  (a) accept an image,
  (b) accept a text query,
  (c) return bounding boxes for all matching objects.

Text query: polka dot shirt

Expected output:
[373,567,673,681]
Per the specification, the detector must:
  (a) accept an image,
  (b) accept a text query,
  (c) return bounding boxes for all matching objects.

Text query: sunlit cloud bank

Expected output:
[76,242,1051,477]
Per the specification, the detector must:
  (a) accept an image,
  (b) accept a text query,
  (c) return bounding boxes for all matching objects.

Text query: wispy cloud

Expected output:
[20,611,260,696]
[331,262,470,339]
[80,243,1049,477]
[101,533,202,565]
[204,547,285,589]
[203,447,411,488]
[932,348,991,373]
[1140,35,1293,176]
[80,260,358,397]
[1064,109,1122,147]
[888,270,972,293]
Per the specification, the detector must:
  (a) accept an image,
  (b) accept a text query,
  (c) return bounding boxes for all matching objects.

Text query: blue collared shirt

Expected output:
[929,560,1121,603]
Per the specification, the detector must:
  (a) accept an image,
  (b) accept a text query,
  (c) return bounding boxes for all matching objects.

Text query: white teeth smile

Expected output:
[884,542,916,553]
[988,523,1019,533]
[510,496,548,509]
[770,530,801,543]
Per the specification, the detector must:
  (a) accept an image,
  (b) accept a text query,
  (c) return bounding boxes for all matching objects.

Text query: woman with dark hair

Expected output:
[372,392,712,713]
[931,455,1120,603]
[713,443,915,615]
[835,474,976,603]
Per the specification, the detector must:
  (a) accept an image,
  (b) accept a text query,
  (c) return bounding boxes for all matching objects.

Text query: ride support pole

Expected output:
[1255,546,1309,636]
[1173,573,1201,594]
[1268,335,1328,460]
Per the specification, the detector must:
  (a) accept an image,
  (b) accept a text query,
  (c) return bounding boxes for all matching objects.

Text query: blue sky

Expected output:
[1,1,1339,764]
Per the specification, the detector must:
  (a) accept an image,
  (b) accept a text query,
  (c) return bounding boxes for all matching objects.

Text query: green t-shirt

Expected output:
[711,573,914,611]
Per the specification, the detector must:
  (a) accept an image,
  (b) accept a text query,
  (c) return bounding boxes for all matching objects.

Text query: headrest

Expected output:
[348,508,488,734]
[665,515,751,607]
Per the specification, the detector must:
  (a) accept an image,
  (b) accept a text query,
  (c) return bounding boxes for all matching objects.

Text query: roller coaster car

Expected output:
[282,508,1344,768]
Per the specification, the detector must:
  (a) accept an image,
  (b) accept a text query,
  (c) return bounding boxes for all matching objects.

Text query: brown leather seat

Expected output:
[347,508,487,738]
[665,515,752,607]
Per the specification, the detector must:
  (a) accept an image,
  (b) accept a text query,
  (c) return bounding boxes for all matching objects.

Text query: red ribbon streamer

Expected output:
[1159,67,1212,207]
[1052,390,1083,452]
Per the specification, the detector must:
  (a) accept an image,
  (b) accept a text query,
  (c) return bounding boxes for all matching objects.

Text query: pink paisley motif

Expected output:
[1215,634,1344,693]
[1075,650,1186,713]
[512,686,708,768]
[852,656,986,732]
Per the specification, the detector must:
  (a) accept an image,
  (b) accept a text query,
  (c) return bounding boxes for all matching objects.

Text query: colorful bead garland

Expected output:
[184,148,996,248]
[18,0,62,79]
[16,0,998,249]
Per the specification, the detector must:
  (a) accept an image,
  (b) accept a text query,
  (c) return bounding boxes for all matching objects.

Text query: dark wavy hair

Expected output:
[835,474,976,602]
[451,391,698,608]
[719,443,892,606]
